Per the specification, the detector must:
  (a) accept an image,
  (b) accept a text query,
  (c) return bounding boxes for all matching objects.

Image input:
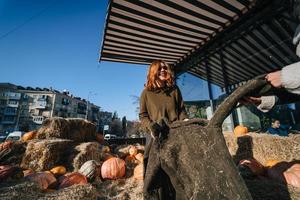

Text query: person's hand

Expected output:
[148,122,161,139]
[265,71,282,88]
[239,96,262,106]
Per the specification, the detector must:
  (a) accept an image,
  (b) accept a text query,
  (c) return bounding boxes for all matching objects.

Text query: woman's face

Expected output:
[157,64,168,81]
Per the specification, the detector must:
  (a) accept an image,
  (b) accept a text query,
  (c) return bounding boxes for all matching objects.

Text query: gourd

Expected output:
[59,172,88,189]
[79,160,99,182]
[26,172,57,190]
[101,157,125,179]
[284,164,300,188]
[234,125,248,137]
[22,131,37,142]
[50,166,67,176]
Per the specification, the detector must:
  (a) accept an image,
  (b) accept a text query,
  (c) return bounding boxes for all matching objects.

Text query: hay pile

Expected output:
[224,132,300,165]
[20,139,75,171]
[95,177,143,200]
[36,118,96,142]
[0,180,97,200]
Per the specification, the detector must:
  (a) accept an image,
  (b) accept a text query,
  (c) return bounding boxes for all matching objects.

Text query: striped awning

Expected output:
[99,0,299,88]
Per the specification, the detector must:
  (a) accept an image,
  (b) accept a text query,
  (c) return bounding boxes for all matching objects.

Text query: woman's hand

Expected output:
[266,71,282,88]
[239,96,262,106]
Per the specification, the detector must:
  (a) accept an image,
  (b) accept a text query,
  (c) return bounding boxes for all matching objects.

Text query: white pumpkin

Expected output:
[79,160,100,182]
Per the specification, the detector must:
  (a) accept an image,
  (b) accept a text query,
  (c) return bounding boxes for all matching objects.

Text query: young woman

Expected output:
[139,60,188,199]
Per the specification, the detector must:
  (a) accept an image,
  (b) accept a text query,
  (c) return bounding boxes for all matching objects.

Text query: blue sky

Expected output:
[0,0,221,120]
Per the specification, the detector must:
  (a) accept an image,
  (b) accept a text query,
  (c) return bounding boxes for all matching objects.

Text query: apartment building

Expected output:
[0,83,110,133]
[0,83,21,132]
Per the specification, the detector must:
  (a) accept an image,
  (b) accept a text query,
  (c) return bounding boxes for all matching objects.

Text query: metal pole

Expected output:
[85,100,89,120]
[15,94,22,131]
[50,92,56,118]
[204,58,214,113]
[219,49,235,131]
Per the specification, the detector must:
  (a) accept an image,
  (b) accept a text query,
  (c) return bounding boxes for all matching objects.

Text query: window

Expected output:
[62,98,70,105]
[8,100,18,105]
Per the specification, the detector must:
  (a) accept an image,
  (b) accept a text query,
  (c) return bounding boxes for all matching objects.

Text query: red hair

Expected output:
[145,60,175,90]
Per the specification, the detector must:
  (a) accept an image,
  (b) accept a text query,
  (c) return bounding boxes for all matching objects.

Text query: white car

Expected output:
[5,131,25,141]
[104,134,117,140]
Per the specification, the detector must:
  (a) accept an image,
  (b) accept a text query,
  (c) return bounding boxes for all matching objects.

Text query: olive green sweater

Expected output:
[139,86,188,129]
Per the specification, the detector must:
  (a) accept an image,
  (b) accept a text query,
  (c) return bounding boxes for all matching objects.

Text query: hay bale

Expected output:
[36,118,70,139]
[224,133,300,165]
[67,118,96,142]
[70,142,104,171]
[0,180,97,200]
[20,139,75,171]
[36,117,97,142]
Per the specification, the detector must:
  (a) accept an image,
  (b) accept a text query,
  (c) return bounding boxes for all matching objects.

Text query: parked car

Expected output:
[5,131,25,141]
[104,134,117,140]
[130,134,139,138]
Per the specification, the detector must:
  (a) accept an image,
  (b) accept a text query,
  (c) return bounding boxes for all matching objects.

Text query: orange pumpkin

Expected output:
[22,130,37,142]
[0,140,13,151]
[101,157,126,180]
[58,172,88,189]
[135,153,144,164]
[133,164,144,180]
[239,159,265,176]
[234,125,248,137]
[284,164,300,188]
[26,172,57,190]
[50,166,67,176]
[265,159,281,168]
[128,146,138,156]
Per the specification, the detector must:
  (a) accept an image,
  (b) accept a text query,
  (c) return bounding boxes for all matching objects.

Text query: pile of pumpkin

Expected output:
[0,131,145,193]
[239,158,300,189]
